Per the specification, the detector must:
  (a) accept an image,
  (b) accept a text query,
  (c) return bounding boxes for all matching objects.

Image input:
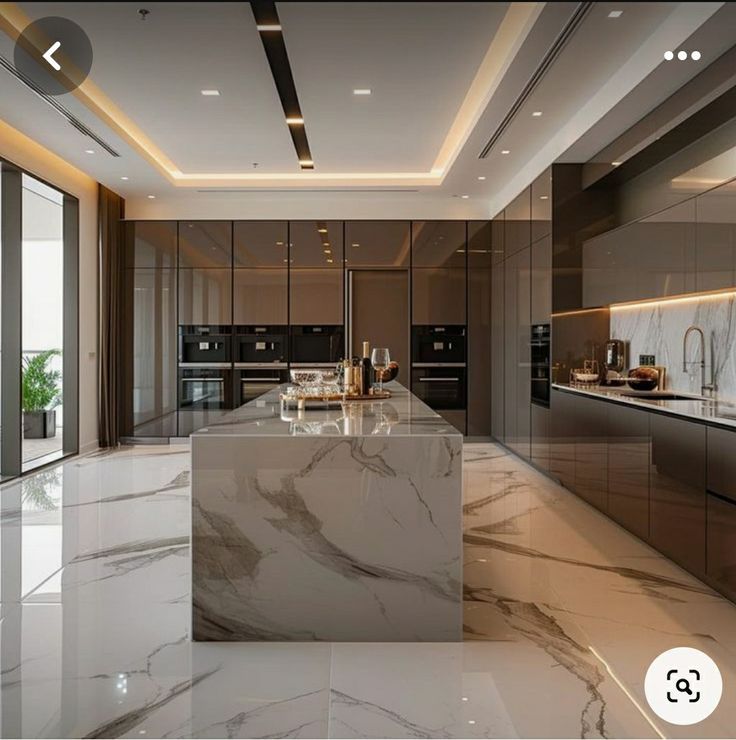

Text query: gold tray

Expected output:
[280,390,391,405]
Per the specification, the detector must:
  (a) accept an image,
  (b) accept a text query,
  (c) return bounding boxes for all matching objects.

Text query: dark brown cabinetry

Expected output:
[696,180,736,292]
[574,396,607,511]
[531,169,552,243]
[179,221,233,268]
[607,404,650,540]
[649,414,706,576]
[467,221,491,436]
[491,227,505,441]
[504,189,531,258]
[531,235,552,325]
[706,426,736,600]
[233,221,288,325]
[531,403,550,472]
[411,221,466,325]
[289,221,344,325]
[550,390,576,491]
[504,246,530,459]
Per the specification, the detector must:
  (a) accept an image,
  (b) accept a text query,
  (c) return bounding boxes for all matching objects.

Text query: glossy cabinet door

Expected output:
[491,257,505,441]
[531,403,550,472]
[607,403,650,540]
[233,221,288,267]
[531,235,552,325]
[650,414,706,576]
[504,188,531,258]
[491,212,505,265]
[178,268,232,325]
[515,247,531,460]
[550,389,576,491]
[467,221,491,436]
[574,395,607,511]
[412,221,466,324]
[290,221,344,325]
[706,494,736,601]
[345,221,410,267]
[696,180,736,292]
[706,426,736,600]
[178,221,232,268]
[125,221,177,269]
[531,169,552,243]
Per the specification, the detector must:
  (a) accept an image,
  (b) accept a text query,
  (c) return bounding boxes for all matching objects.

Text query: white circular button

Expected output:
[677,50,688,61]
[663,50,674,61]
[645,647,722,725]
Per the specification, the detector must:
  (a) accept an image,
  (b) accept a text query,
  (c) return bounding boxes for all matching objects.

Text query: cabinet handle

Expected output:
[418,377,459,382]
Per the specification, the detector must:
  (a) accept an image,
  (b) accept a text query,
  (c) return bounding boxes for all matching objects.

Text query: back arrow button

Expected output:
[42,41,61,71]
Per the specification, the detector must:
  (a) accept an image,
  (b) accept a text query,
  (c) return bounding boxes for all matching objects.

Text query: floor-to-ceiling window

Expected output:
[21,175,65,468]
[0,159,78,479]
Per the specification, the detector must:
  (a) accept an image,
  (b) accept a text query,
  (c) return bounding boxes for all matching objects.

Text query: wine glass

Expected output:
[371,348,390,394]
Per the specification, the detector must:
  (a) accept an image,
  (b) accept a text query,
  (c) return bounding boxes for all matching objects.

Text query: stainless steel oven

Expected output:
[235,364,288,405]
[411,365,467,409]
[411,325,466,364]
[179,366,232,410]
[235,325,288,364]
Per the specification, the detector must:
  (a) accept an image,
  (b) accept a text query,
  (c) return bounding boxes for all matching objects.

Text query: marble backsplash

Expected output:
[609,294,736,401]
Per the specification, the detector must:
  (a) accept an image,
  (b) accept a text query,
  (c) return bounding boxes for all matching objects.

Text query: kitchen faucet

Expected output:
[682,325,715,397]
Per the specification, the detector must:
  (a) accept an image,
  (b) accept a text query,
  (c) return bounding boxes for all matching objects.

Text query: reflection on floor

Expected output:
[0,443,734,738]
[21,428,63,465]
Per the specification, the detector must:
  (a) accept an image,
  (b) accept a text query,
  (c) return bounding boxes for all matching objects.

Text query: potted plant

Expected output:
[22,349,62,439]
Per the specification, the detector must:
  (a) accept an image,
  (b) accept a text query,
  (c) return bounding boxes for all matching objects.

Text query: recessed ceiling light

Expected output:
[120,176,129,181]
[461,194,470,199]
[501,149,510,155]
[532,111,543,117]
[539,195,549,200]
[200,89,220,96]
[608,10,623,18]
[299,159,314,167]
[256,24,281,31]
[477,176,486,181]
[611,161,622,166]
[691,50,701,61]
[286,117,304,125]
[353,88,372,95]
[677,50,687,61]
[84,149,95,154]
[147,195,156,199]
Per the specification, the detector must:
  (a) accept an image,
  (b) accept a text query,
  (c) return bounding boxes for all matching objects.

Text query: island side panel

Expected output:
[192,434,462,641]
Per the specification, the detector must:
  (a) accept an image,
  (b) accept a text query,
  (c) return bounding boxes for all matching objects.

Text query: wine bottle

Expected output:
[361,341,372,395]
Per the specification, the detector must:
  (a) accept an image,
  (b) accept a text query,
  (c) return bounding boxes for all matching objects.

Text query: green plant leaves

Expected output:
[22,349,62,412]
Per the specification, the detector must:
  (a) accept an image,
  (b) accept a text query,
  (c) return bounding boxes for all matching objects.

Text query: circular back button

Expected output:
[14,17,93,96]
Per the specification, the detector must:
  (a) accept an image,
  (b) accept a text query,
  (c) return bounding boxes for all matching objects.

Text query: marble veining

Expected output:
[192,388,463,641]
[2,441,736,737]
[610,293,736,401]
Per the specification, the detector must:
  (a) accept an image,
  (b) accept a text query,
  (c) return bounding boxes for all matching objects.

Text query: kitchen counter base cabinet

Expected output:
[649,414,706,577]
[530,403,550,472]
[574,396,608,512]
[550,390,576,492]
[607,404,650,541]
[191,384,462,642]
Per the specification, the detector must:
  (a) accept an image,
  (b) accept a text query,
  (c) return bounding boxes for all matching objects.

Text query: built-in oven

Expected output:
[235,365,288,405]
[411,325,466,364]
[290,325,344,365]
[179,367,232,410]
[531,323,551,408]
[411,366,467,409]
[179,324,232,364]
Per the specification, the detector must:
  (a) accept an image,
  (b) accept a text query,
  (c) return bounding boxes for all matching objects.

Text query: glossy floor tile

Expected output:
[0,442,734,738]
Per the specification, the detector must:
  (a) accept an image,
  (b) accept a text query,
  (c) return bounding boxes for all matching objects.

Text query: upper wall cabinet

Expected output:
[582,199,696,307]
[696,179,736,292]
[290,221,344,325]
[179,221,232,268]
[345,221,410,267]
[504,188,531,258]
[412,221,465,267]
[234,221,288,267]
[531,169,552,243]
[412,221,466,324]
[491,211,505,265]
[125,221,177,269]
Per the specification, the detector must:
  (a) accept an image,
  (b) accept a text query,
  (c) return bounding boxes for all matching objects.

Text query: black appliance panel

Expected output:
[179,367,232,410]
[412,325,466,364]
[235,325,288,364]
[411,367,466,410]
[291,325,344,364]
[531,323,550,408]
[237,368,288,405]
[179,325,232,364]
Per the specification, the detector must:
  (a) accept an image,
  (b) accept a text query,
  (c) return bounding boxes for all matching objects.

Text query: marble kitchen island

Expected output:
[191,383,463,642]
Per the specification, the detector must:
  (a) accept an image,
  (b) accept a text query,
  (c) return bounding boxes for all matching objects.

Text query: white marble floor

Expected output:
[0,442,734,738]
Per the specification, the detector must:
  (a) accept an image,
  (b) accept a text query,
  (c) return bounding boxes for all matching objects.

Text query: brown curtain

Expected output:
[98,185,125,446]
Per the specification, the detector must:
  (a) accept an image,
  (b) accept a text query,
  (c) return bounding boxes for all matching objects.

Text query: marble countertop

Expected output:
[192,382,462,438]
[552,383,736,430]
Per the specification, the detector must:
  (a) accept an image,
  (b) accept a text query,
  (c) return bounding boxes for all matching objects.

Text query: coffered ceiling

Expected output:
[0,1,733,215]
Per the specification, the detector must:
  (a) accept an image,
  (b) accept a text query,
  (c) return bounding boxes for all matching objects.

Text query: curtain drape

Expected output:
[98,185,125,447]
